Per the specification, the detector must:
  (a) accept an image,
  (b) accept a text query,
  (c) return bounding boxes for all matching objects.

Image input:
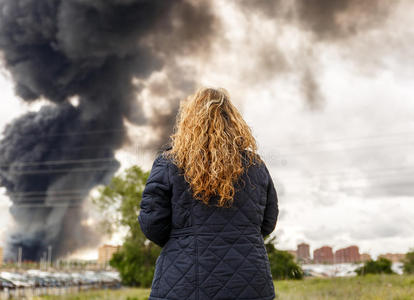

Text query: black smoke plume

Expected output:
[0,0,217,261]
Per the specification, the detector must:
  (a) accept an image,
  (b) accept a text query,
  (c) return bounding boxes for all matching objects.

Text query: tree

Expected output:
[265,236,303,280]
[355,257,394,276]
[109,233,160,286]
[92,165,161,287]
[403,250,414,274]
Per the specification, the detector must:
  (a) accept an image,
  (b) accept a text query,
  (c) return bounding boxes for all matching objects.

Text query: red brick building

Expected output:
[360,253,372,262]
[334,245,360,263]
[297,243,311,263]
[378,253,406,263]
[313,246,334,264]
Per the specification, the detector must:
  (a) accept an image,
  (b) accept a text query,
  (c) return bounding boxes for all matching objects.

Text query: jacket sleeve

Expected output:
[138,154,172,247]
[261,164,279,237]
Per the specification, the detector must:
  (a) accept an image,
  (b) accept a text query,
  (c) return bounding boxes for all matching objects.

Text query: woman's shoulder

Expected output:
[241,150,272,179]
[153,144,174,166]
[241,149,264,166]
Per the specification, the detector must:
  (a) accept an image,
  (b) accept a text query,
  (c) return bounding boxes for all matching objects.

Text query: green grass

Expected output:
[37,274,414,300]
[36,288,150,300]
[275,274,414,300]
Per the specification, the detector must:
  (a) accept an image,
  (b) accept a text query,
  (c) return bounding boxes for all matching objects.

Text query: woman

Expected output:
[138,87,279,300]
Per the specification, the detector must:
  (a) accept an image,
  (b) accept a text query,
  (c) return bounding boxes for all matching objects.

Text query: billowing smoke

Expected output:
[237,0,397,107]
[294,0,394,40]
[0,0,217,261]
[241,0,395,39]
[295,0,396,106]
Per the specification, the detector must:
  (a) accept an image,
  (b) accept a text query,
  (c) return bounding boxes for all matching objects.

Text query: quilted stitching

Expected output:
[138,152,279,300]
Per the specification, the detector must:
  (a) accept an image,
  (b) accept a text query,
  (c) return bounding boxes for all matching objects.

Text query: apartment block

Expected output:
[334,245,360,263]
[360,253,372,262]
[297,243,311,263]
[378,253,406,263]
[98,244,120,264]
[313,246,334,264]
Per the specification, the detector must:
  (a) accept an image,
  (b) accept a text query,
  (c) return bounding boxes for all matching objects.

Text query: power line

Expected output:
[10,203,84,208]
[0,157,117,168]
[279,165,414,180]
[8,166,116,175]
[279,171,414,186]
[43,145,119,150]
[280,181,414,195]
[278,172,414,187]
[12,197,86,205]
[272,140,414,158]
[7,189,92,196]
[13,196,87,201]
[35,128,127,138]
[270,130,414,149]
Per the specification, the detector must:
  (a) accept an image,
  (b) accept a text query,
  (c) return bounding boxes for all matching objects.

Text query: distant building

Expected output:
[313,246,334,264]
[360,253,372,262]
[378,253,406,263]
[287,250,297,260]
[98,245,120,265]
[297,243,311,263]
[334,246,360,263]
[0,247,3,266]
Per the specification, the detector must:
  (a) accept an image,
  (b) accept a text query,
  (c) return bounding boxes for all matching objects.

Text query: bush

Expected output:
[265,238,304,280]
[110,237,161,287]
[403,250,414,274]
[356,258,394,276]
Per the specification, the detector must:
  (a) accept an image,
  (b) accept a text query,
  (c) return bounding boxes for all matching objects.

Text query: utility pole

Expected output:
[17,247,22,269]
[47,245,52,270]
[43,251,47,270]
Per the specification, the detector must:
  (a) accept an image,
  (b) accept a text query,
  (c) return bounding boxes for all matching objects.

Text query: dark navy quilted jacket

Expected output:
[138,150,279,300]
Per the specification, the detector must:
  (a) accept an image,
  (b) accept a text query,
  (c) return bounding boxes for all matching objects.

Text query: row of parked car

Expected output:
[0,270,120,290]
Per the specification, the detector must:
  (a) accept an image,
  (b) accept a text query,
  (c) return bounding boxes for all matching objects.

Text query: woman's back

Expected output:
[139,150,278,300]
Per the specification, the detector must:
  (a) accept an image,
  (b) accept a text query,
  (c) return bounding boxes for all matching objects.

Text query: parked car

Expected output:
[0,277,16,290]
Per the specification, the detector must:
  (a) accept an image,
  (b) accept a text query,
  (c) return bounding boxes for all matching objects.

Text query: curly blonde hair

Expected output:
[165,87,262,207]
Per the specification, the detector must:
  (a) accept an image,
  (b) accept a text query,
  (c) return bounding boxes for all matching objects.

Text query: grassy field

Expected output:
[37,274,414,300]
